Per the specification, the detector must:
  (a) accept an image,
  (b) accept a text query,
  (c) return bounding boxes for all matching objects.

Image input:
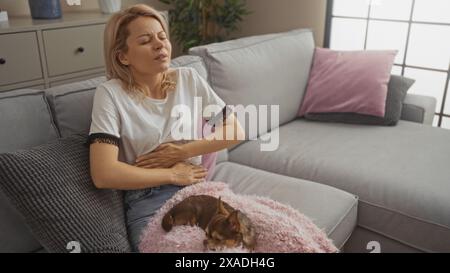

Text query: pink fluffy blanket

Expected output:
[139,182,338,253]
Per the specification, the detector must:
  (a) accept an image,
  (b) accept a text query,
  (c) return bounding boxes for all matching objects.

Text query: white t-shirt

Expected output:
[89,67,226,165]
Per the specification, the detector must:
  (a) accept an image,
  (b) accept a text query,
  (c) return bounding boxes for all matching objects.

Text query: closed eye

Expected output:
[137,32,166,44]
[139,38,152,45]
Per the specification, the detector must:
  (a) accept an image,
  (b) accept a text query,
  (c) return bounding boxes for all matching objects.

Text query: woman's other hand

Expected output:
[135,143,190,168]
[170,162,207,186]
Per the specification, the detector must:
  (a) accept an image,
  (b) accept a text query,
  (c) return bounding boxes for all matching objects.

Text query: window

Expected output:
[325,0,450,129]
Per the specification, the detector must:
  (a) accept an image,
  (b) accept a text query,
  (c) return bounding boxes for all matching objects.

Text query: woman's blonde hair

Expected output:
[104,4,175,97]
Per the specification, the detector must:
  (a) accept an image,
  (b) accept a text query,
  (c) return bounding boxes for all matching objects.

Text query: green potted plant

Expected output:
[159,0,251,53]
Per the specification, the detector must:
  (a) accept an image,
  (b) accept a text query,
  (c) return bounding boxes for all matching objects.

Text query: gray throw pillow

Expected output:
[305,75,415,126]
[0,134,131,253]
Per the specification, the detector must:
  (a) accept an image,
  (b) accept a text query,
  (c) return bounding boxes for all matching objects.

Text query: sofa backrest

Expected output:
[0,89,60,253]
[0,89,60,152]
[189,28,316,139]
[45,77,107,138]
[171,55,209,80]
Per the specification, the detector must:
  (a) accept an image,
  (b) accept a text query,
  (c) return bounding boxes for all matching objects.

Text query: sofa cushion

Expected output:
[0,134,131,253]
[212,162,358,249]
[305,75,415,126]
[0,88,60,253]
[0,89,59,152]
[228,119,450,252]
[45,77,107,137]
[344,226,422,253]
[171,55,208,80]
[189,29,315,139]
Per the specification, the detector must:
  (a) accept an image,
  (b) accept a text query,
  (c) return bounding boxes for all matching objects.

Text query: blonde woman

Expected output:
[88,4,244,252]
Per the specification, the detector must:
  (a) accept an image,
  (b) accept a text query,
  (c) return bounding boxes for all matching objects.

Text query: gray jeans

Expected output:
[124,184,184,252]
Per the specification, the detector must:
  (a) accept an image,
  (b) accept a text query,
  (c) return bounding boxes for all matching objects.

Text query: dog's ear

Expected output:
[216,197,229,216]
[227,210,241,232]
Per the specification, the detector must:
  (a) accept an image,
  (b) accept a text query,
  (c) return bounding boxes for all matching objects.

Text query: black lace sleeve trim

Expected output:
[86,133,120,147]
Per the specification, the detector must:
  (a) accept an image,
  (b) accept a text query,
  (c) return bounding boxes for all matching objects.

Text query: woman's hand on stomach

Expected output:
[170,162,207,186]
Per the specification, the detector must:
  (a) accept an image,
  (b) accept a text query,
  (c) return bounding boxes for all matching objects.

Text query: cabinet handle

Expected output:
[0,58,5,65]
[76,47,85,53]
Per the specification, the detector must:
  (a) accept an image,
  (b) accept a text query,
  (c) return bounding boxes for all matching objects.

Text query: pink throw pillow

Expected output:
[298,48,397,118]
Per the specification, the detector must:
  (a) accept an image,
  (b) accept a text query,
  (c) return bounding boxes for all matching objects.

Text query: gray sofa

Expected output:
[1,28,448,253]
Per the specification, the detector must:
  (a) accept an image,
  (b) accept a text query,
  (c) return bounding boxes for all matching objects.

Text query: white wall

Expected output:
[235,0,327,47]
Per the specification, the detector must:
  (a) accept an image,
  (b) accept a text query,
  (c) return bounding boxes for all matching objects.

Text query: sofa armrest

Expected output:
[400,94,437,125]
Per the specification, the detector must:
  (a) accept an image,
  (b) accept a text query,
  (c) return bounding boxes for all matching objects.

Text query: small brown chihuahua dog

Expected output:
[162,195,256,251]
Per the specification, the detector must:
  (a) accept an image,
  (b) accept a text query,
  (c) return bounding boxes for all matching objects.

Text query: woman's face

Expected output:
[119,16,172,76]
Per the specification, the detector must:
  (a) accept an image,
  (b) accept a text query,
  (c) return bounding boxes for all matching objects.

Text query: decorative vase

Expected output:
[0,10,8,22]
[28,0,62,19]
[98,0,122,14]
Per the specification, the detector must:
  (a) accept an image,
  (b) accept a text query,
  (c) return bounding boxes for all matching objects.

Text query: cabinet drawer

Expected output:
[0,32,43,86]
[43,24,105,77]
